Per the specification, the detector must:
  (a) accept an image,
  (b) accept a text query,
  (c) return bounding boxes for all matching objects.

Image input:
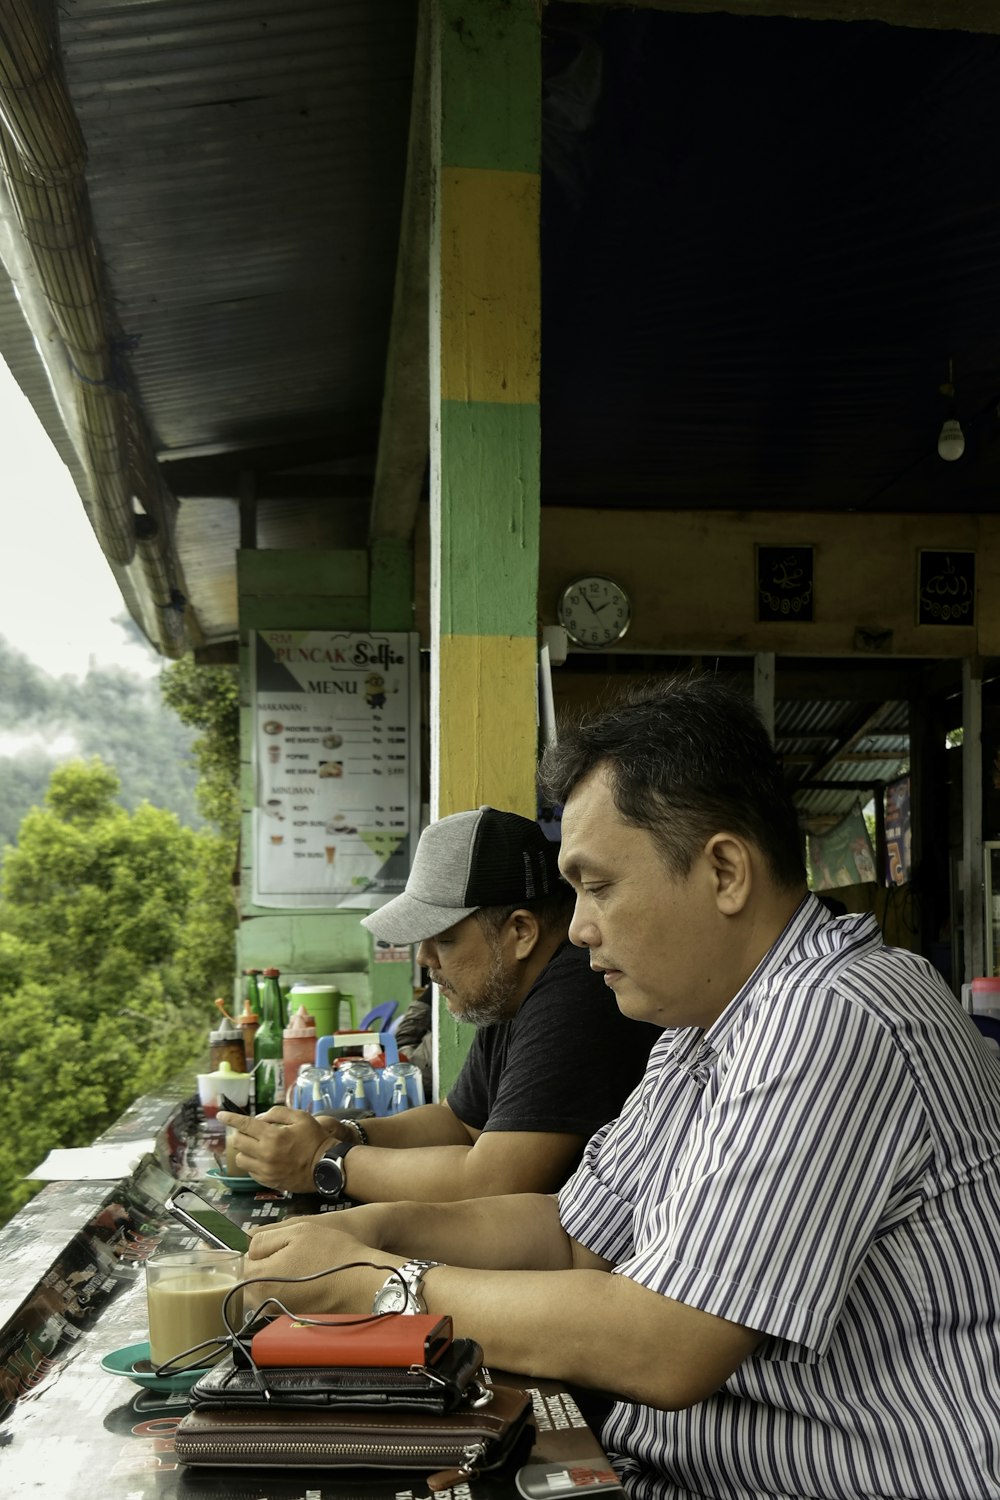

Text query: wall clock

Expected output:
[557,575,632,649]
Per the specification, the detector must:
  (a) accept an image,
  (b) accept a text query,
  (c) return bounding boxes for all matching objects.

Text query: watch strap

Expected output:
[313,1138,354,1198]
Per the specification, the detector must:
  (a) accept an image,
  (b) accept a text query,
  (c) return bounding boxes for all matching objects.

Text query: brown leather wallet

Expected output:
[173,1381,534,1490]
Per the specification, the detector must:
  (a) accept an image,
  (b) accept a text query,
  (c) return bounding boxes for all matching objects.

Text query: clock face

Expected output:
[557,576,631,649]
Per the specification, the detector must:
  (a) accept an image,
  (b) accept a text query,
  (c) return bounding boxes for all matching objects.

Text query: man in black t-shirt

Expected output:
[221,807,658,1204]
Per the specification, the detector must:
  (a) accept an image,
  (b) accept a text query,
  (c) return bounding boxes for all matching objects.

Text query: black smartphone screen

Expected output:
[166,1189,251,1253]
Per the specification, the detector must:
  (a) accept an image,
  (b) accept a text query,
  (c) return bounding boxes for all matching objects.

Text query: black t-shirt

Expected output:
[446,941,660,1138]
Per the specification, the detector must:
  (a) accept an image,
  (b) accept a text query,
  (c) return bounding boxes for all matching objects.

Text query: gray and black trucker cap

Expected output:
[360,807,560,946]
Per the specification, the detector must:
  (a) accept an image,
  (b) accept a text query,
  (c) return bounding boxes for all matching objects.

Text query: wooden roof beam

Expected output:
[368,0,430,544]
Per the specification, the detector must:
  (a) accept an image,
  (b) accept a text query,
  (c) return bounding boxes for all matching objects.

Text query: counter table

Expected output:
[0,1082,621,1500]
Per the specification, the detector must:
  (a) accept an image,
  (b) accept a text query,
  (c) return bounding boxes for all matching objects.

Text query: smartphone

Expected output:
[165,1187,252,1253]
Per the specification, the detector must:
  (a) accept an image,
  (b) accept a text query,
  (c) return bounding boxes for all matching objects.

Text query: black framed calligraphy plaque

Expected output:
[756,545,814,623]
[917,550,975,626]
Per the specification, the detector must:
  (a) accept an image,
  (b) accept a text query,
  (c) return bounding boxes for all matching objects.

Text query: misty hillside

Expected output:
[0,634,200,845]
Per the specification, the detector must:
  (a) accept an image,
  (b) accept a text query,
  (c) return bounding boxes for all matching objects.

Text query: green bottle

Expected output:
[253,967,284,1112]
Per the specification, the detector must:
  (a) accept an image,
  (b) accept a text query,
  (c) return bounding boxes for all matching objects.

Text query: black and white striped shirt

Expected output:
[559,895,1000,1499]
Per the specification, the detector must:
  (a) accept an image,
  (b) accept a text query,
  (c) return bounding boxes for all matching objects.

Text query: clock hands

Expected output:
[582,594,611,616]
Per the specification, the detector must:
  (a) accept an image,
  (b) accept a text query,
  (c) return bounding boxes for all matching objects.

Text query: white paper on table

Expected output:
[27,1140,157,1181]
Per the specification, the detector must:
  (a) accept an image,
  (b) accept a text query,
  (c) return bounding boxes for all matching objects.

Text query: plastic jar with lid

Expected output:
[209,1012,247,1073]
[971,976,1000,1016]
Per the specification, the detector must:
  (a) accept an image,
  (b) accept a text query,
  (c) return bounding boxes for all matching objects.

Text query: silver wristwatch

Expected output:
[371,1258,444,1315]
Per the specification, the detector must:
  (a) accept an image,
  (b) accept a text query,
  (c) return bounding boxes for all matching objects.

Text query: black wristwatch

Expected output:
[312,1139,354,1199]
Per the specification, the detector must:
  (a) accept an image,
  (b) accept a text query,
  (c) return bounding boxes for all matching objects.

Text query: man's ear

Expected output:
[705,833,752,915]
[508,908,541,959]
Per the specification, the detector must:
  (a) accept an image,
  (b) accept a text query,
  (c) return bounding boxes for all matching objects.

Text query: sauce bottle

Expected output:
[283,1004,318,1085]
[237,998,259,1072]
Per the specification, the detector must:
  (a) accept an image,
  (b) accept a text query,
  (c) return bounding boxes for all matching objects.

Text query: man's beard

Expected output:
[431,937,517,1027]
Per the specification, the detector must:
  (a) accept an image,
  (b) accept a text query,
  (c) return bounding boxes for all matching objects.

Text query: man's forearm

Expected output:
[352,1102,473,1149]
[344,1198,760,1407]
[341,1192,573,1269]
[247,1199,758,1409]
[410,1263,760,1411]
[342,1143,491,1202]
[341,1102,486,1202]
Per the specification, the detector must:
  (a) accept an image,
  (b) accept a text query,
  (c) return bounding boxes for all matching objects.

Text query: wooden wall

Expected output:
[418,507,1000,659]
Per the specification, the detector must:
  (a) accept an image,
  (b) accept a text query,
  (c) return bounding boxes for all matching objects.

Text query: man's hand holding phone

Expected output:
[217,1106,349,1193]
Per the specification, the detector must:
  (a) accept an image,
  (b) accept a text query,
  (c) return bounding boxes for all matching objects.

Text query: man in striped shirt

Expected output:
[247,674,1000,1499]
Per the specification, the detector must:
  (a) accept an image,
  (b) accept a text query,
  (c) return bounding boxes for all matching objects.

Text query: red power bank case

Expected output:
[251,1313,453,1368]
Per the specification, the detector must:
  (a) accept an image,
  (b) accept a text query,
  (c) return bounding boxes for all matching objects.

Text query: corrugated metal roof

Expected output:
[774,684,910,825]
[60,0,415,465]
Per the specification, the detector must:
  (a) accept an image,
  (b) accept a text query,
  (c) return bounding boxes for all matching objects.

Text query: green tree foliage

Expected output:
[160,656,240,838]
[0,759,236,1225]
[0,635,202,845]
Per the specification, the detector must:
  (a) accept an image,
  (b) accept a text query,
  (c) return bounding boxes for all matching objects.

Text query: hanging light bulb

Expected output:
[937,357,964,461]
[937,418,965,461]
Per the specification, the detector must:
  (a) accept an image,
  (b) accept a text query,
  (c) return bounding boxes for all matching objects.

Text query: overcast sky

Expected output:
[1,355,159,681]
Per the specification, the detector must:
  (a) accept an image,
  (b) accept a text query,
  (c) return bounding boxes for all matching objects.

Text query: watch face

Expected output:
[373,1283,410,1315]
[557,576,631,648]
[312,1144,349,1197]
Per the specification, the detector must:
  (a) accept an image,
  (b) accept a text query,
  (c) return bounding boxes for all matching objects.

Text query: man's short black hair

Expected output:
[538,672,806,889]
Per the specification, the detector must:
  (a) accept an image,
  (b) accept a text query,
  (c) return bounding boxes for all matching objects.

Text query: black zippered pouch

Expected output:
[173,1381,534,1490]
[188,1337,487,1414]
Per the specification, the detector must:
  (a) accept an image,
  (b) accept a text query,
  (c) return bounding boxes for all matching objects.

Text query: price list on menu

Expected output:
[251,630,420,909]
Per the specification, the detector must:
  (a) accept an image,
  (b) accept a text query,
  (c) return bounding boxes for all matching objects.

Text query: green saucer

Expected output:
[205,1165,264,1193]
[101,1341,213,1392]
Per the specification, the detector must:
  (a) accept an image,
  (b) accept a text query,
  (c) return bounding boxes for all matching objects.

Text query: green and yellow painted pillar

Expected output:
[428,0,542,1085]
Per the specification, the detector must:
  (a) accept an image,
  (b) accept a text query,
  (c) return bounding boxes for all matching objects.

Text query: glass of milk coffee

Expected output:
[146,1248,243,1370]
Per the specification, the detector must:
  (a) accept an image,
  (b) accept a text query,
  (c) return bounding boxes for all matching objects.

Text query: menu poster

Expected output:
[251,631,420,909]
